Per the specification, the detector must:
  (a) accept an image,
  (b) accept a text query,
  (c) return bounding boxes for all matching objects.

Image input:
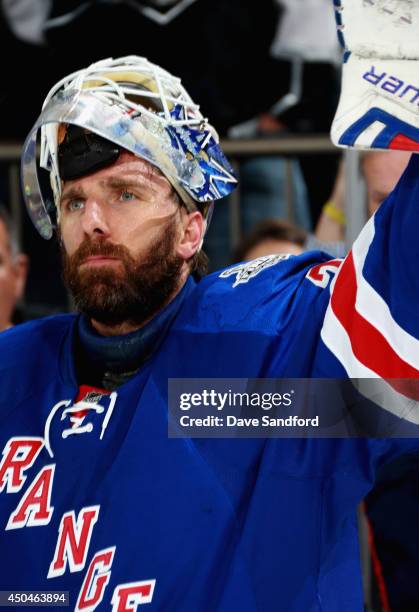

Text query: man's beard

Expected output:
[61,224,184,328]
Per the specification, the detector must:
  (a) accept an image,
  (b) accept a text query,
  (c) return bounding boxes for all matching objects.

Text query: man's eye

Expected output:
[67,199,85,212]
[120,191,136,202]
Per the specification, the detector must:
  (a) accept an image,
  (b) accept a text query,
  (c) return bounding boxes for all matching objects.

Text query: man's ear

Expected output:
[176,211,205,261]
[13,254,29,301]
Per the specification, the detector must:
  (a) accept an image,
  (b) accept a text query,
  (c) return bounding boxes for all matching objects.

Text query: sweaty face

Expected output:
[59,153,185,328]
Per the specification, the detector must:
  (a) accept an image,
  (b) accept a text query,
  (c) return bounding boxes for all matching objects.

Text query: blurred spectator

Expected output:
[305,151,411,260]
[233,219,306,262]
[206,157,310,271]
[232,150,412,270]
[0,205,28,331]
[232,155,347,264]
[231,211,344,265]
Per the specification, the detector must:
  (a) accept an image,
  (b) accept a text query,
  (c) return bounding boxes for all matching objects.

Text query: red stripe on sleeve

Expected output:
[330,253,419,397]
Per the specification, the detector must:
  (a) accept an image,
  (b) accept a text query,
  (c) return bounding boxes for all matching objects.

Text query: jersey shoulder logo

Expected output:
[306,259,342,288]
[219,254,291,288]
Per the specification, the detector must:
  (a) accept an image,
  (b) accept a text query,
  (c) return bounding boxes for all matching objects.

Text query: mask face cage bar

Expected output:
[41,56,209,132]
[22,56,238,240]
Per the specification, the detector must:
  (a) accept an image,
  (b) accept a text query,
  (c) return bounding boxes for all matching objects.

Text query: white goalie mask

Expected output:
[21,55,237,239]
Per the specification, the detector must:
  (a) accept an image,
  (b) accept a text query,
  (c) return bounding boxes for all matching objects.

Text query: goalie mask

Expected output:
[21,55,237,239]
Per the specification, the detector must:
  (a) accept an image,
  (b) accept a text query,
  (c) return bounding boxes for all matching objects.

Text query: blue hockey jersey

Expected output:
[0,155,418,611]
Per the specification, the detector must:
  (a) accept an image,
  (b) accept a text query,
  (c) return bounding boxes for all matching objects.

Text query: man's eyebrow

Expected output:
[60,185,85,202]
[99,177,158,193]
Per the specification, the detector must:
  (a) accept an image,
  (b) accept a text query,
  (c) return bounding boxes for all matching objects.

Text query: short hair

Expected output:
[0,205,20,257]
[233,219,308,263]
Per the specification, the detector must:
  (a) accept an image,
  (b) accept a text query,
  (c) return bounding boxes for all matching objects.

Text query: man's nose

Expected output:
[80,199,110,238]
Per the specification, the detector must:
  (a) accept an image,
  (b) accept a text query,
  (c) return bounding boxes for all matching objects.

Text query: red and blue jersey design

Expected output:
[0,155,418,611]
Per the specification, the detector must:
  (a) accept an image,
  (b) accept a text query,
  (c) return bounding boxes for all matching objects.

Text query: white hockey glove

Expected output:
[331,0,419,152]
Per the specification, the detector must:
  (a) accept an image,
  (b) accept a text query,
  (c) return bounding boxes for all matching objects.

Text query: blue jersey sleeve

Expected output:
[320,153,419,381]
[317,154,419,460]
